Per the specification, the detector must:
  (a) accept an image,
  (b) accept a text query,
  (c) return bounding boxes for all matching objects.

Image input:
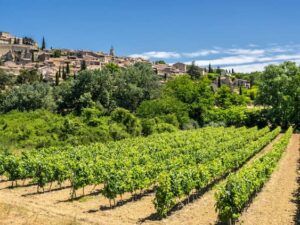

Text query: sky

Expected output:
[1,0,300,72]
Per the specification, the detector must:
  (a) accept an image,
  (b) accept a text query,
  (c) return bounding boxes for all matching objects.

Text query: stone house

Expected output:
[233,78,251,88]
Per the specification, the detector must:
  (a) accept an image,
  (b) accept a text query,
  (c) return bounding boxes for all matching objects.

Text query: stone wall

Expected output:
[0,44,37,57]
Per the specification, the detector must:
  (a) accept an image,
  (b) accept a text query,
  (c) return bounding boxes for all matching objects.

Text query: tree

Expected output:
[31,51,35,62]
[0,69,15,90]
[239,86,243,95]
[208,64,213,73]
[232,68,235,74]
[0,83,56,113]
[113,63,160,111]
[162,75,215,125]
[66,62,70,75]
[187,61,202,80]
[16,69,40,84]
[215,85,247,109]
[58,66,62,78]
[110,108,142,138]
[256,61,300,128]
[216,66,222,74]
[23,37,35,45]
[62,67,67,80]
[52,49,62,58]
[55,72,59,86]
[55,69,115,113]
[80,60,87,71]
[137,97,189,126]
[41,37,46,50]
[217,76,222,88]
[155,60,166,64]
[105,63,120,73]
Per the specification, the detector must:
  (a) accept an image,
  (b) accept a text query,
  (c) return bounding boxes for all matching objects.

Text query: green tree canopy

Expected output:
[0,69,15,90]
[113,63,160,111]
[137,96,189,125]
[256,61,300,128]
[0,82,56,113]
[187,61,202,80]
[215,85,248,109]
[162,75,214,125]
[16,69,41,84]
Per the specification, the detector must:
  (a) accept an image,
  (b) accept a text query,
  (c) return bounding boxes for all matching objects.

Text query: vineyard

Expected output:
[0,126,297,225]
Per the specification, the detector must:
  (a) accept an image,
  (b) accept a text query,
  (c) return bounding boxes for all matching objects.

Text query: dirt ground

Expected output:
[0,134,298,225]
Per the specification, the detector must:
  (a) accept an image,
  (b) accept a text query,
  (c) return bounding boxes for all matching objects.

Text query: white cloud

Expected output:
[182,50,219,57]
[130,44,300,72]
[189,55,258,66]
[129,46,296,60]
[258,53,300,62]
[188,53,300,68]
[129,51,181,59]
[225,48,266,56]
[221,59,300,73]
[223,62,273,73]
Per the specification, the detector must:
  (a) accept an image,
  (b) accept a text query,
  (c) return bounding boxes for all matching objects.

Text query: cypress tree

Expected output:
[80,60,87,71]
[217,76,222,88]
[66,62,70,74]
[31,51,35,62]
[55,72,59,86]
[62,66,67,80]
[58,66,62,78]
[41,37,46,50]
[239,86,243,95]
[187,61,201,80]
[208,64,213,73]
[164,73,167,81]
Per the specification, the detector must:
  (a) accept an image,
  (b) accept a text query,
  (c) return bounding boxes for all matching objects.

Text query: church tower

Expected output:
[109,46,115,56]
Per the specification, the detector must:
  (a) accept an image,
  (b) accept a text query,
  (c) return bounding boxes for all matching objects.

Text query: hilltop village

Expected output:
[0,31,251,88]
[0,32,190,81]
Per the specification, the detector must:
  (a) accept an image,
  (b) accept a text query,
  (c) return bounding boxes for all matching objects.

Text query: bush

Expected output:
[137,97,189,126]
[110,108,142,139]
[141,117,179,136]
[205,106,245,126]
[81,107,105,127]
[109,123,130,140]
[155,123,178,133]
[0,110,111,150]
[0,82,56,113]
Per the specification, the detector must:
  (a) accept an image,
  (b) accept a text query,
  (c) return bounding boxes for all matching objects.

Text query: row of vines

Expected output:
[215,127,293,224]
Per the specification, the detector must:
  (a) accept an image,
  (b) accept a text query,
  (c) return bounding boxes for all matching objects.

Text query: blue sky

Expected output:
[1,0,300,72]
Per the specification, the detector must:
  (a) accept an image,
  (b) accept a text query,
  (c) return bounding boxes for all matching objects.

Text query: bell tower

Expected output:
[109,46,115,56]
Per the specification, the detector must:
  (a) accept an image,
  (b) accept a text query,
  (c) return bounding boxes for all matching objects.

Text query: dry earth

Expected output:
[0,134,298,225]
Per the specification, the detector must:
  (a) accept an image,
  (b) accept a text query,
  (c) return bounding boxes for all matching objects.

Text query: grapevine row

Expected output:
[215,127,293,224]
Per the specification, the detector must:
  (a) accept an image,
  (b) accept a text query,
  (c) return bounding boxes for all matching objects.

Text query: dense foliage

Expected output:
[0,110,111,150]
[0,61,298,152]
[256,62,300,128]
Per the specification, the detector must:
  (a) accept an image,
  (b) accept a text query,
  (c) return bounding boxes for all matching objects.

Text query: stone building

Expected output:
[173,62,187,73]
[233,78,251,88]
